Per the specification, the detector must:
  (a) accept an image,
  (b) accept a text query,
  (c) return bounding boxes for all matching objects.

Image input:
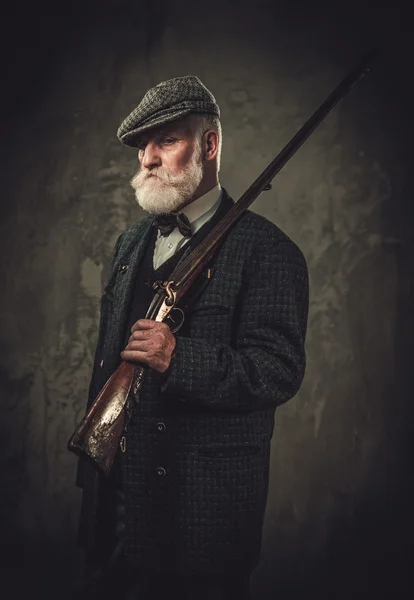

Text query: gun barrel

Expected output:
[172,50,375,293]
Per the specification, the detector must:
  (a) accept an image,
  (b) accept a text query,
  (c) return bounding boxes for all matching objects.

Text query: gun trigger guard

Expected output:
[165,307,185,334]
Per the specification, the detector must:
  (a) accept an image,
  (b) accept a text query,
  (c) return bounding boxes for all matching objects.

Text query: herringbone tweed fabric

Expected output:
[117,75,220,147]
[77,188,309,578]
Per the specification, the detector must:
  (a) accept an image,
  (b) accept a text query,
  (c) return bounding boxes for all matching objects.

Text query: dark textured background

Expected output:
[1,0,413,598]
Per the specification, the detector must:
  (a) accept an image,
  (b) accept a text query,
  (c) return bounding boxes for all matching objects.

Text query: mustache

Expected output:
[131,167,184,189]
[132,168,166,184]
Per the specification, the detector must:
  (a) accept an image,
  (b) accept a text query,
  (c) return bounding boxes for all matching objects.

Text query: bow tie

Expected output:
[152,212,192,238]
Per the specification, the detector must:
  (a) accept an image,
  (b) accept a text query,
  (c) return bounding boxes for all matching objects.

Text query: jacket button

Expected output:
[118,264,129,273]
[100,359,104,368]
[156,422,166,432]
[156,467,166,476]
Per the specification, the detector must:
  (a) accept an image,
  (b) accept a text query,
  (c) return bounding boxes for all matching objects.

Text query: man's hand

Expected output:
[121,319,176,374]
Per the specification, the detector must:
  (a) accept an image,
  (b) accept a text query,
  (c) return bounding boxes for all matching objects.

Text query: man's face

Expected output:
[130,117,204,214]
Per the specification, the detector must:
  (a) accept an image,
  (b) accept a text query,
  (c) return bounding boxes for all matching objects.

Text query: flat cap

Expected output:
[117,75,220,147]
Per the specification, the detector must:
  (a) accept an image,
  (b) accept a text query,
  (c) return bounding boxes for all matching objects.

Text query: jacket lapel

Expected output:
[176,187,235,311]
[107,218,154,356]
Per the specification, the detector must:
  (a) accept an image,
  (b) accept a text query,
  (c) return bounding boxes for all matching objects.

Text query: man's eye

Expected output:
[137,142,146,151]
[162,138,175,145]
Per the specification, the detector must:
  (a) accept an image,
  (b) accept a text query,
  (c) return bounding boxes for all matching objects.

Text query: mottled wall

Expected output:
[1,1,413,598]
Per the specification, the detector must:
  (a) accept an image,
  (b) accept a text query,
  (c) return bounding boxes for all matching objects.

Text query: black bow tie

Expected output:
[152,212,192,238]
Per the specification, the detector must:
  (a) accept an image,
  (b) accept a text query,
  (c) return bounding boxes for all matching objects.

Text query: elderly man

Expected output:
[76,76,309,600]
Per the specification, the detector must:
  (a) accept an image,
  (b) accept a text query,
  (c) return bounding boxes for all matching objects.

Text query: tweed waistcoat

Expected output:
[122,226,189,349]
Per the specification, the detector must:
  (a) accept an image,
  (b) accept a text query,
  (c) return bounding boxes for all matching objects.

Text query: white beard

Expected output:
[130,143,204,215]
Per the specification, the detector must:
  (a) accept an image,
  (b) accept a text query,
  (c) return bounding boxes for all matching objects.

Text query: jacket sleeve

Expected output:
[160,238,309,411]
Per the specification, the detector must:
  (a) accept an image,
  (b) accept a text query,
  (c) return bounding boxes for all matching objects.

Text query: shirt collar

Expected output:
[180,183,222,225]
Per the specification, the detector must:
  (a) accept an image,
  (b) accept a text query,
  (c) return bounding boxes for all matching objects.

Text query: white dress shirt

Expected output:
[153,183,222,270]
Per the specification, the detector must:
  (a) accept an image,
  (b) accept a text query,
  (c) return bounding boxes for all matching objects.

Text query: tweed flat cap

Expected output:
[117,75,220,147]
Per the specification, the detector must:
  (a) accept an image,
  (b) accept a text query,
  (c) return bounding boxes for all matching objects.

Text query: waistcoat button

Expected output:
[156,467,166,476]
[156,422,166,432]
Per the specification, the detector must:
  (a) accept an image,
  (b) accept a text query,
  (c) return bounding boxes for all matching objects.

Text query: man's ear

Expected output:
[203,129,219,161]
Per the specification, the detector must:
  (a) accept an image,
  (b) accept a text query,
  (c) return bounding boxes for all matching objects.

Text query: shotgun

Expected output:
[68,51,374,476]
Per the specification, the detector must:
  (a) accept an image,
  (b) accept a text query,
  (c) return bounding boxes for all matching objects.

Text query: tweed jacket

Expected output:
[77,188,309,577]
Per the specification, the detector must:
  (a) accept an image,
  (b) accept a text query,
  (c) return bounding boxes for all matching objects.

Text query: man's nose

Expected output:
[140,141,161,169]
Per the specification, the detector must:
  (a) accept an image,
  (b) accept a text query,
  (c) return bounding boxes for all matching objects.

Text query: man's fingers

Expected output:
[124,340,148,353]
[130,319,157,333]
[128,330,150,343]
[121,350,148,364]
[122,319,175,374]
[120,349,166,373]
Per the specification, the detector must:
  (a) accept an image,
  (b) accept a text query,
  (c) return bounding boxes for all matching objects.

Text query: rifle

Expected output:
[68,52,374,476]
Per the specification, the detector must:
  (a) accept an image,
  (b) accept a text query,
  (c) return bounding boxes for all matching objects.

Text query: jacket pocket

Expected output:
[197,444,260,459]
[190,304,231,317]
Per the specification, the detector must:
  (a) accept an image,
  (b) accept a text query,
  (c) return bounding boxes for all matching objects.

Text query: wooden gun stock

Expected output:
[68,361,135,476]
